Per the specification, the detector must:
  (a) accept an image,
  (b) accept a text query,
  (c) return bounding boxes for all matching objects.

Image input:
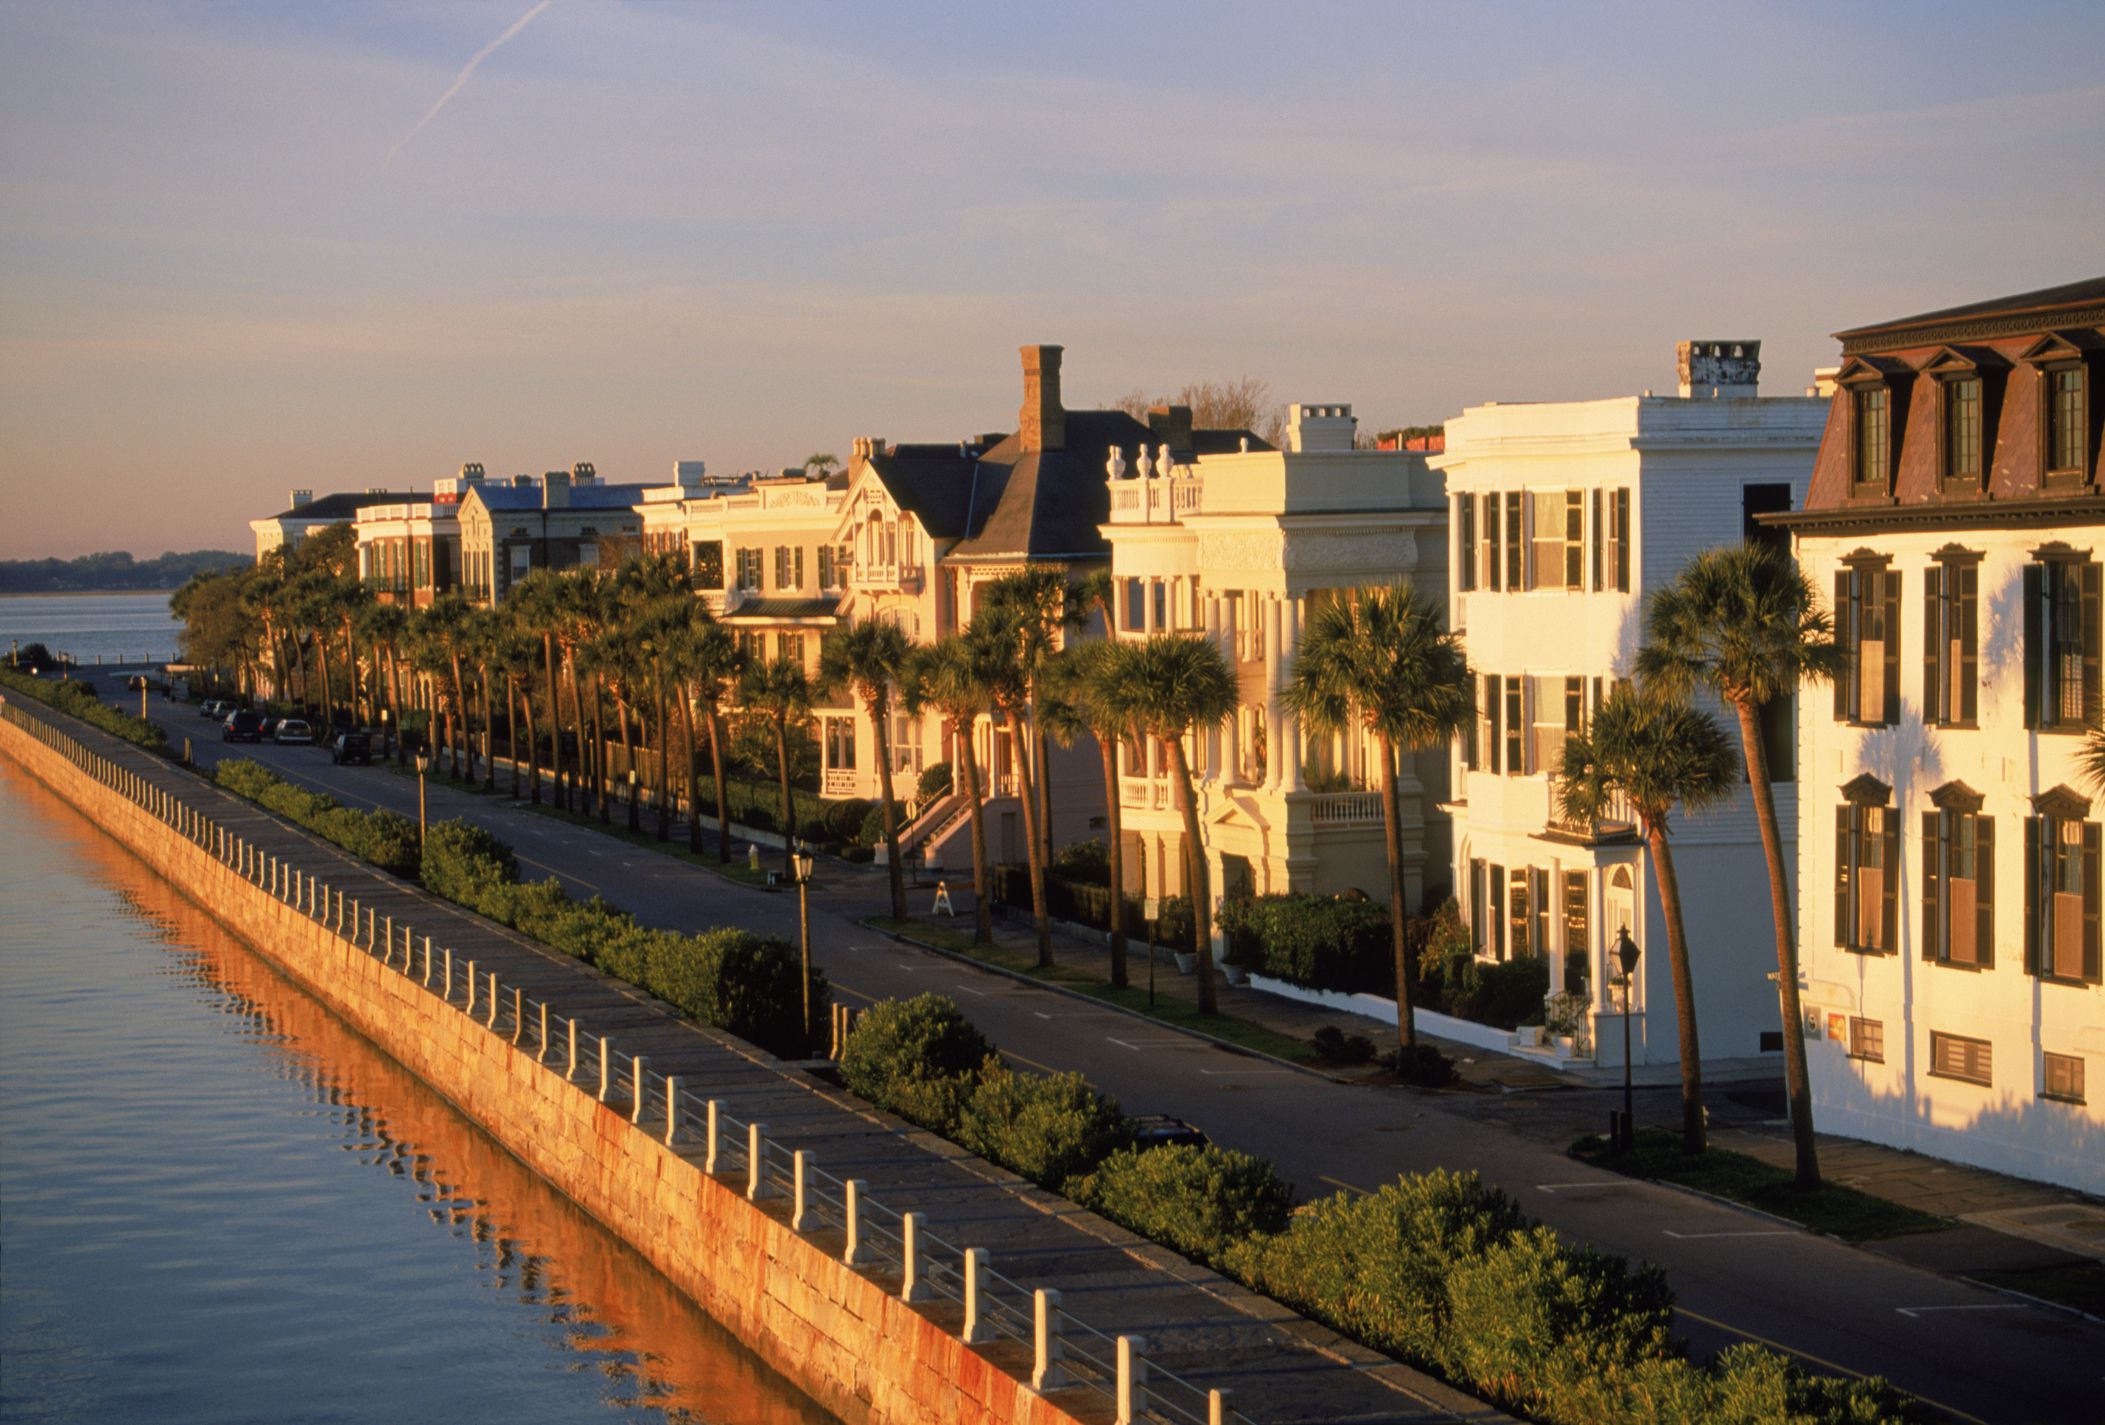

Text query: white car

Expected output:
[274,719,314,745]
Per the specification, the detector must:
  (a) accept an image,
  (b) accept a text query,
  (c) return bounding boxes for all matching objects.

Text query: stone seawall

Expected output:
[0,715,1087,1425]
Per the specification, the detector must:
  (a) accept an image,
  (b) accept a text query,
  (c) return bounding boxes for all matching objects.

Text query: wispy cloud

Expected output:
[385,0,554,172]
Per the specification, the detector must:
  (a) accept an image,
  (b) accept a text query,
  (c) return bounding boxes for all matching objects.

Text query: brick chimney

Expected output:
[1018,344,1065,452]
[1146,404,1194,455]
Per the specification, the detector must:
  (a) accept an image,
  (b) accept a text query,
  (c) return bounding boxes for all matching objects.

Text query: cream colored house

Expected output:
[458,463,648,604]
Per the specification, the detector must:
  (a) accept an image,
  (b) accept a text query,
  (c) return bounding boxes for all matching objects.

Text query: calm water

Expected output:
[0,591,184,666]
[0,759,834,1425]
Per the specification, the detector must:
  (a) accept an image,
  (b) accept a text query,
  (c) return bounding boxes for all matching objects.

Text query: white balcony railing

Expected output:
[823,768,859,797]
[851,563,923,591]
[1307,790,1382,826]
[1107,474,1203,525]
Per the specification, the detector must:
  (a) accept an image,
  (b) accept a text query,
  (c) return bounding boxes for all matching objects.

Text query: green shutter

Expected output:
[2024,564,2044,729]
[1880,806,1899,953]
[1882,568,1902,727]
[1923,566,1942,725]
[1835,572,1852,721]
[1835,803,1852,949]
[2023,817,2040,974]
[2083,563,2102,728]
[2086,822,2102,983]
[1975,815,1995,970]
[1922,811,1941,960]
[1959,564,1979,724]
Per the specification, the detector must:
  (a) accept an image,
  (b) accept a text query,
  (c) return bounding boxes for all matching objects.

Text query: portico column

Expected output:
[1202,595,1223,779]
[1282,596,1306,793]
[1263,594,1284,790]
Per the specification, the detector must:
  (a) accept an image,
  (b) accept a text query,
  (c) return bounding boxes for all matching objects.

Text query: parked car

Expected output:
[274,718,314,745]
[1129,1114,1209,1150]
[222,710,265,743]
[258,715,282,739]
[330,731,372,766]
[199,699,228,719]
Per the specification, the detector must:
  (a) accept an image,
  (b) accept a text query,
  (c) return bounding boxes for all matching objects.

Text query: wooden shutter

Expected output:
[1591,489,1604,591]
[1881,569,1902,726]
[1520,491,1536,591]
[1457,496,1474,592]
[2024,816,2040,974]
[1519,676,1536,775]
[1564,491,1584,589]
[1485,674,1502,774]
[1958,564,1979,723]
[1835,804,1853,949]
[1490,864,1506,959]
[1462,675,1478,771]
[1879,807,1899,952]
[1921,811,1941,960]
[1975,815,1995,969]
[1834,572,1853,721]
[2024,564,2044,729]
[1532,867,1550,957]
[1483,494,1499,591]
[1614,489,1631,592]
[2086,822,2102,982]
[1923,566,1943,725]
[2083,563,2102,728]
[1505,492,1524,590]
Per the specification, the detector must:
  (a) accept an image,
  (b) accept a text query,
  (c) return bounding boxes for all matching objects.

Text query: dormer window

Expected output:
[1944,377,1982,484]
[1836,357,1905,497]
[2022,333,2094,486]
[1855,386,1890,490]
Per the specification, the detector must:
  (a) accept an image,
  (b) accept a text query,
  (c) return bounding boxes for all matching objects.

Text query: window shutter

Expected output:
[1505,492,1524,591]
[2083,563,2102,728]
[1834,804,1852,949]
[1590,488,1603,591]
[1520,491,1535,591]
[1881,569,1901,726]
[1565,491,1584,589]
[1922,566,1942,725]
[2023,817,2040,974]
[1486,674,1502,774]
[1958,564,1979,723]
[1490,864,1506,959]
[2023,564,2044,729]
[1462,676,1478,771]
[1532,868,1550,956]
[1483,494,1499,591]
[1975,816,1995,969]
[1520,676,1536,775]
[1834,572,1852,721]
[1880,806,1899,953]
[1614,489,1631,592]
[2086,821,2102,982]
[1921,811,1941,960]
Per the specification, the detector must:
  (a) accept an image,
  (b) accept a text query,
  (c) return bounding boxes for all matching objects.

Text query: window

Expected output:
[2023,554,2100,732]
[693,541,724,589]
[1123,577,1145,632]
[1503,677,1525,775]
[1922,555,1979,726]
[1470,858,1488,954]
[1531,675,1571,776]
[817,545,837,590]
[1834,784,1897,954]
[1478,674,1501,773]
[2046,366,2087,478]
[1854,386,1890,490]
[1503,492,1524,590]
[1480,493,1501,591]
[1529,493,1573,590]
[1929,1031,1993,1087]
[2025,791,2101,983]
[736,547,762,591]
[1922,798,1994,967]
[1591,488,1630,592]
[1847,1017,1884,1064]
[775,632,805,666]
[1457,494,1477,592]
[2043,1052,2086,1104]
[1943,377,1983,485]
[1742,482,1792,555]
[824,716,856,771]
[773,546,804,590]
[1834,561,1899,726]
[1561,871,1589,995]
[1508,868,1531,959]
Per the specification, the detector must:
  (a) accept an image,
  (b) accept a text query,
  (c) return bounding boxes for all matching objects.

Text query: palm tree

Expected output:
[972,570,1074,967]
[1284,585,1472,1054]
[463,605,503,792]
[413,594,476,781]
[509,571,569,806]
[1636,541,1843,1185]
[903,635,998,944]
[1048,638,1135,987]
[356,601,410,759]
[658,604,718,853]
[1111,634,1238,1014]
[587,621,647,833]
[820,617,915,920]
[688,620,747,861]
[1557,685,1737,1154]
[494,611,542,801]
[741,656,814,876]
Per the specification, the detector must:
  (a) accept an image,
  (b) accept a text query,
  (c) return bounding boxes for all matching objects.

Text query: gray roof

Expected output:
[261,491,418,521]
[471,483,653,512]
[721,595,843,622]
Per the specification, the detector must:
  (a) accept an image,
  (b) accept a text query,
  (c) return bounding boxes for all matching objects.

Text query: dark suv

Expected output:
[222,710,265,743]
[330,731,372,766]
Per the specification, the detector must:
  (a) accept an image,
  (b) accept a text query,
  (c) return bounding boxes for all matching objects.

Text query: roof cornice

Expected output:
[1838,303,2105,358]
[1762,495,2105,536]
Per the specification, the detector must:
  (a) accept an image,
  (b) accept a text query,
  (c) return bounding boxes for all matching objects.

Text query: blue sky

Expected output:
[2,1,2101,557]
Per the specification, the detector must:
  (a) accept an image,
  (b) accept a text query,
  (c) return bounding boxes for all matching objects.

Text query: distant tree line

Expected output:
[0,549,247,594]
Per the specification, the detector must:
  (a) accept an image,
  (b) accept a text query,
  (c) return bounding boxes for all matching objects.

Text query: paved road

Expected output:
[147,690,2104,1424]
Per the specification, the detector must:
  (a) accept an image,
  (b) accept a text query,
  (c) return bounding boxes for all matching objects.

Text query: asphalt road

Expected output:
[143,689,2105,1424]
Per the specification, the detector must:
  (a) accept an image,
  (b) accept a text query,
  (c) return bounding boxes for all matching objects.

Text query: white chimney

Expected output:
[1677,341,1761,399]
[1284,403,1356,453]
[674,459,706,489]
[289,488,313,509]
[543,470,571,509]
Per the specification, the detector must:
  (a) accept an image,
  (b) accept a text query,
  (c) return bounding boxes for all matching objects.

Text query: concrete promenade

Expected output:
[0,694,1497,1425]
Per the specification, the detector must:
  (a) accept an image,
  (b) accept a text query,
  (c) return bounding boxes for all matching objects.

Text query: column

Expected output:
[1201,594,1222,778]
[1283,595,1306,793]
[1219,592,1240,782]
[1263,593,1284,791]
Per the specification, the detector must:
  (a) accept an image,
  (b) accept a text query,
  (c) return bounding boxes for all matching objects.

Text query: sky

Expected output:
[2,2,2101,559]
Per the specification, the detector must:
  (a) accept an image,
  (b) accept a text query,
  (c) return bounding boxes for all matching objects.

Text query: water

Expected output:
[0,759,835,1425]
[0,591,184,667]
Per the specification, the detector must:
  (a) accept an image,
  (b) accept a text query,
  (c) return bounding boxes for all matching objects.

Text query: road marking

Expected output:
[1895,1303,2028,1319]
[1107,1036,1188,1051]
[1535,1181,1641,1193]
[1007,1050,1060,1074]
[1663,1229,1796,1239]
[1673,1306,1989,1425]
[518,854,599,892]
[951,984,990,997]
[1318,1174,1370,1196]
[1199,1066,1292,1075]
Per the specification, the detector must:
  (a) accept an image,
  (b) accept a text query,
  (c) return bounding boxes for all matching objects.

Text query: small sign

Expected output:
[1143,897,1161,922]
[932,881,955,917]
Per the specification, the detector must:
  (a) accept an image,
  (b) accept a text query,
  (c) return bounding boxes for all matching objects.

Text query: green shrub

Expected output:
[419,818,519,909]
[213,758,416,875]
[1311,1025,1378,1065]
[1383,1042,1459,1087]
[956,1062,1130,1190]
[1072,1144,1295,1267]
[821,796,875,843]
[1445,954,1549,1030]
[839,993,995,1132]
[859,803,891,847]
[1237,893,1393,994]
[917,761,952,799]
[1050,837,1110,885]
[2,667,169,752]
[653,927,820,1060]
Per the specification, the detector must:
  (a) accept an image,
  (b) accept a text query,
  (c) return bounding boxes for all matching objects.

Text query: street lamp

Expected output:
[627,767,641,833]
[379,706,392,761]
[415,750,431,848]
[1611,927,1641,1152]
[793,847,816,1051]
[132,675,149,721]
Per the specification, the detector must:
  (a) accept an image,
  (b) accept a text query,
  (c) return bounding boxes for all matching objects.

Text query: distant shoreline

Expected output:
[0,589,180,598]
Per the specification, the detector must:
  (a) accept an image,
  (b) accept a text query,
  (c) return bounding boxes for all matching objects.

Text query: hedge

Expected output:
[1220,892,1392,994]
[987,864,1192,946]
[957,1062,1131,1191]
[215,758,420,876]
[2,667,169,753]
[837,992,994,1132]
[1070,1143,1296,1269]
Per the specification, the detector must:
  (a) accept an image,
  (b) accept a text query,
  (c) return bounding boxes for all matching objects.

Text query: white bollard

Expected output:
[844,1179,866,1265]
[443,948,454,999]
[511,986,523,1043]
[1032,1288,1067,1392]
[566,1018,578,1080]
[598,1037,610,1102]
[901,1212,925,1304]
[465,960,477,1016]
[537,1002,549,1062]
[963,1248,991,1344]
[746,1122,767,1199]
[792,1150,811,1230]
[705,1100,722,1173]
[384,915,393,961]
[1208,1387,1235,1425]
[664,1076,679,1145]
[630,1054,646,1123]
[423,936,434,987]
[486,973,499,1028]
[1116,1336,1148,1425]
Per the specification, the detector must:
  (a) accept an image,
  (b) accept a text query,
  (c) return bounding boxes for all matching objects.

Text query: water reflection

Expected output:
[0,761,833,1425]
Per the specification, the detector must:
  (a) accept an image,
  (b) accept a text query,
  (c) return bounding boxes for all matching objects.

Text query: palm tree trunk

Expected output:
[654,680,670,842]
[707,704,732,862]
[343,619,361,723]
[616,698,640,832]
[313,635,333,728]
[479,666,495,792]
[563,654,587,814]
[1006,710,1054,966]
[1037,727,1054,864]
[448,652,469,782]
[957,723,993,945]
[774,715,795,876]
[389,647,407,766]
[873,689,906,920]
[1162,734,1217,1014]
[1735,698,1819,1186]
[679,685,703,854]
[506,672,520,799]
[521,690,541,805]
[1379,738,1418,1054]
[1645,818,1706,1154]
[1102,731,1128,988]
[591,673,610,825]
[544,633,565,809]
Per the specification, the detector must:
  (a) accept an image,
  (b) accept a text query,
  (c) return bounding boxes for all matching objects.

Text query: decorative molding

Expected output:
[1840,307,2105,357]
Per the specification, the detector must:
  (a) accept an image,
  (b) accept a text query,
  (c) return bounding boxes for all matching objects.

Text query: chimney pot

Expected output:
[1677,340,1761,398]
[1018,344,1065,452]
[289,488,313,509]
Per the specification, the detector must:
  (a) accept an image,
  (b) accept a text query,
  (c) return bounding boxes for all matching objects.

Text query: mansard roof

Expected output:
[1835,276,2105,354]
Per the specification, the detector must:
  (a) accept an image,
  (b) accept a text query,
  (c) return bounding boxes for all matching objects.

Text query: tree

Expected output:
[803,452,840,478]
[1636,541,1844,1186]
[1556,685,1737,1154]
[903,636,999,944]
[1283,585,1472,1054]
[1109,635,1238,1013]
[740,657,814,876]
[1111,376,1285,446]
[687,620,747,861]
[821,617,915,920]
[509,571,569,806]
[1046,635,1134,986]
[411,594,476,781]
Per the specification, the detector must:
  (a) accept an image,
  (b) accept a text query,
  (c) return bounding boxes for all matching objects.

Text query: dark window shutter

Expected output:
[1921,811,1941,960]
[1565,491,1584,589]
[1882,569,1902,726]
[1834,571,1853,721]
[1533,867,1550,956]
[2082,562,2102,728]
[1922,566,1942,725]
[1505,492,1524,590]
[1490,864,1506,959]
[1615,489,1632,592]
[1975,815,1995,969]
[1835,804,1853,949]
[1462,676,1478,771]
[2086,822,2102,982]
[1959,564,1979,723]
[2023,564,2044,729]
[1880,807,1899,953]
[1591,488,1603,591]
[1520,490,1535,592]
[1486,674,1502,774]
[1484,494,1500,591]
[2024,817,2040,974]
[1457,496,1475,592]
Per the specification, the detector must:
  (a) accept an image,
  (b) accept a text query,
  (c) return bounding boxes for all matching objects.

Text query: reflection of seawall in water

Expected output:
[4,759,833,1425]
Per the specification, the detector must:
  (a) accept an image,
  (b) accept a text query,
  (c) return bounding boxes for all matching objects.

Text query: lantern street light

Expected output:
[793,847,816,1051]
[414,750,432,848]
[1612,927,1641,1152]
[627,766,641,833]
[379,706,392,762]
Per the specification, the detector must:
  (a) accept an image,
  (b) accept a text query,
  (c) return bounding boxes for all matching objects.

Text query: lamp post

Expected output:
[379,706,392,762]
[1612,927,1641,1152]
[415,750,431,848]
[627,766,641,833]
[793,848,815,1050]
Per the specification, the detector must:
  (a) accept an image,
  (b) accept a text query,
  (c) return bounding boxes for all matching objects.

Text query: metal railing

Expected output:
[0,698,1250,1425]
